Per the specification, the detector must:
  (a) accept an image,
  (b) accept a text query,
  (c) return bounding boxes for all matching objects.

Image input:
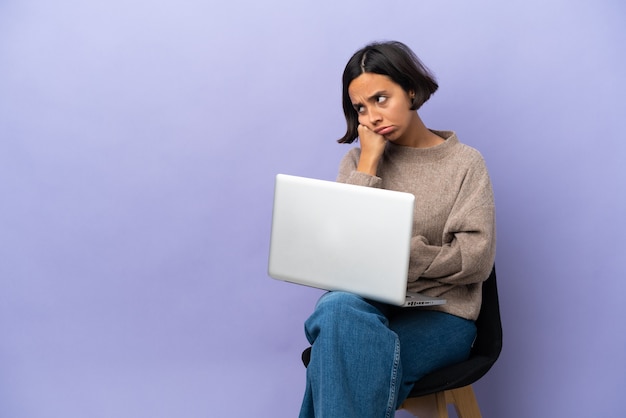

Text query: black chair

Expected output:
[301,266,502,418]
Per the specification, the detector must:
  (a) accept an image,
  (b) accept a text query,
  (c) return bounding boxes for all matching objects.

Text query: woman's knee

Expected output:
[315,291,387,320]
[317,291,363,308]
[305,292,388,340]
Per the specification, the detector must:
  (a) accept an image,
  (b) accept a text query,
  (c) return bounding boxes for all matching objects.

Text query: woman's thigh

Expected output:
[389,310,477,403]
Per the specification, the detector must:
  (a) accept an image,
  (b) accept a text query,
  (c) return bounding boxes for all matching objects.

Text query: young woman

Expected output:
[298,41,496,418]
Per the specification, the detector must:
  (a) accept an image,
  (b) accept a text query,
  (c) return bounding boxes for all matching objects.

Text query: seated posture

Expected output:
[299,41,496,418]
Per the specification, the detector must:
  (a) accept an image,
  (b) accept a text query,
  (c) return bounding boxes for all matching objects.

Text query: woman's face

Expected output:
[348,72,416,145]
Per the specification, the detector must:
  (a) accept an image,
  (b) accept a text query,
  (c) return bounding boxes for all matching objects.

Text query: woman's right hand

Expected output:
[356,124,387,176]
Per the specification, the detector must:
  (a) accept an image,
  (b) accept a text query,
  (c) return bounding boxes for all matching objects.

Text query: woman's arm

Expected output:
[408,164,496,285]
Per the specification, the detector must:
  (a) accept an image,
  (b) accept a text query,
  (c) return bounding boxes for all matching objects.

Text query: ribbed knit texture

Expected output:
[336,130,496,320]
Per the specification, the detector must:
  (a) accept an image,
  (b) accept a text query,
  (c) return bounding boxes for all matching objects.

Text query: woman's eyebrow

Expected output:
[352,91,388,108]
[366,90,388,102]
[370,90,386,98]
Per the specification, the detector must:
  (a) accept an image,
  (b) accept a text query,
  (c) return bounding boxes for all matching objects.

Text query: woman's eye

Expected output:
[356,105,365,114]
[376,96,387,104]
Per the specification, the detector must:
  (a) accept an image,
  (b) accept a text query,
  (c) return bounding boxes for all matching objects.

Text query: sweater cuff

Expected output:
[344,171,383,188]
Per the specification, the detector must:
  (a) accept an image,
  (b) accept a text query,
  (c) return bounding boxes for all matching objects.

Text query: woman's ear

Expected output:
[408,90,416,107]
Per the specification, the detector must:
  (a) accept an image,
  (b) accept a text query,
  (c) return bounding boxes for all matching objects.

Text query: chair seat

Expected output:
[408,355,495,398]
[302,348,494,398]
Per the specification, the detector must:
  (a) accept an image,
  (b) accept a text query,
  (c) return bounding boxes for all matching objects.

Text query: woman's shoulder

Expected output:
[340,145,361,162]
[336,146,362,177]
[444,132,488,166]
[457,142,486,163]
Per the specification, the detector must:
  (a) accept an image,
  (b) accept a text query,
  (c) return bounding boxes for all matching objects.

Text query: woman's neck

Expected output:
[396,113,444,148]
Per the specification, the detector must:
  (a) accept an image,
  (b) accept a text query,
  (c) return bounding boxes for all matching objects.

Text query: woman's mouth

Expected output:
[375,126,395,136]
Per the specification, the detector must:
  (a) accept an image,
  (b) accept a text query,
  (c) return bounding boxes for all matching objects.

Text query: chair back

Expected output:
[471,265,502,361]
[404,265,502,397]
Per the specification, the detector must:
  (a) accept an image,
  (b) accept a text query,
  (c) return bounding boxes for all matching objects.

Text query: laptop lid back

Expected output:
[268,174,415,306]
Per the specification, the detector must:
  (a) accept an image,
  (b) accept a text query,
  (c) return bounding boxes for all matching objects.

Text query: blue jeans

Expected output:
[299,292,477,418]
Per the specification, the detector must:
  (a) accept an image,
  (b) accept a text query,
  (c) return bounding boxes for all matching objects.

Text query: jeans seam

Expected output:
[385,338,401,418]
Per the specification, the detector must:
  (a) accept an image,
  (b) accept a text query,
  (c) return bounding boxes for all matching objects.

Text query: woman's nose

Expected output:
[368,109,382,124]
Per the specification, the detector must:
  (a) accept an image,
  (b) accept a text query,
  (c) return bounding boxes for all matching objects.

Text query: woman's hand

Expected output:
[356,124,387,176]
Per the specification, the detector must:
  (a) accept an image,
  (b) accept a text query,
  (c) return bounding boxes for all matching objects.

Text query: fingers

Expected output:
[358,124,386,154]
[358,124,383,142]
[358,124,376,138]
[356,124,385,175]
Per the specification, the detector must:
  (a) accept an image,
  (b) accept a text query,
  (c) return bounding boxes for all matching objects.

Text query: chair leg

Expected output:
[446,385,482,418]
[400,385,481,418]
[400,391,448,418]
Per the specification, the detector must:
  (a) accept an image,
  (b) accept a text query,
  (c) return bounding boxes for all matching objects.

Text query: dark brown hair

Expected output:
[338,41,438,144]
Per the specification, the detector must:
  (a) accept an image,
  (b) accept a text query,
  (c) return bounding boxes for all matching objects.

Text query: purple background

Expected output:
[1,1,624,417]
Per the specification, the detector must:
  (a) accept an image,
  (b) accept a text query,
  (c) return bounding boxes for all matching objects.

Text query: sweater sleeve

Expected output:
[336,148,383,187]
[408,159,496,285]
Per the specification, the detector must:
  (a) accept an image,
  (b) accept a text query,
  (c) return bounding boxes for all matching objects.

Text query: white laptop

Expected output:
[268,174,446,307]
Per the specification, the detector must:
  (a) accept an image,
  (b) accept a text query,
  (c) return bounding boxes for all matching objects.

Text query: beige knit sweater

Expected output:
[336,130,496,320]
